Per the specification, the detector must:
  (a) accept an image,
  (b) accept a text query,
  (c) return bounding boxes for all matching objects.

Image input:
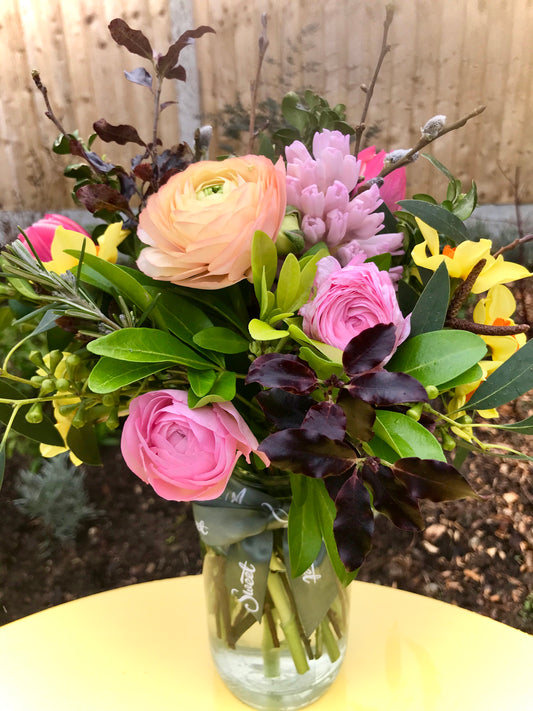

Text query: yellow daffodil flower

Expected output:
[412,218,531,293]
[473,284,527,362]
[43,222,129,274]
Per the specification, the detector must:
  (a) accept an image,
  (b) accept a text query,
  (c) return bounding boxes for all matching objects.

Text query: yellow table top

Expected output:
[0,576,531,711]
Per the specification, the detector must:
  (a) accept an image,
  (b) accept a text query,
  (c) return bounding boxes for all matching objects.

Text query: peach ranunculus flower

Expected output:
[136,155,287,289]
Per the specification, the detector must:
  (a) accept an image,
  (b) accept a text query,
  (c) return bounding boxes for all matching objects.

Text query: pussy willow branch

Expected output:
[444,257,529,336]
[248,13,269,153]
[353,3,395,156]
[446,259,486,319]
[376,104,487,180]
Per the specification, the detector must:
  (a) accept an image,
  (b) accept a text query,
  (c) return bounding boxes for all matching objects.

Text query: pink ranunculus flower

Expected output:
[357,146,406,211]
[299,254,410,358]
[137,155,286,289]
[20,213,90,262]
[285,130,404,262]
[121,390,264,502]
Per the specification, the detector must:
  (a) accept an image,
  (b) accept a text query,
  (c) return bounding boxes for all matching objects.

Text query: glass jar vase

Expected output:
[193,475,349,710]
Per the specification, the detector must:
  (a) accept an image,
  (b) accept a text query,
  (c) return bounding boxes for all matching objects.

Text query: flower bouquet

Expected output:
[1,12,532,711]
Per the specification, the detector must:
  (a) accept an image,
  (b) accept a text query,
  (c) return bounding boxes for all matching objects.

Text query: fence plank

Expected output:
[1,0,532,212]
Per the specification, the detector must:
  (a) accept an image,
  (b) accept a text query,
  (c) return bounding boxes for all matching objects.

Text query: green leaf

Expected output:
[251,230,278,301]
[187,371,237,407]
[66,422,101,466]
[281,91,309,133]
[387,330,487,386]
[453,181,477,221]
[193,327,249,354]
[464,338,533,411]
[408,262,450,337]
[0,381,63,447]
[313,478,357,585]
[87,328,214,369]
[276,253,301,313]
[188,369,218,397]
[288,473,323,577]
[288,324,343,364]
[398,199,468,242]
[70,252,167,331]
[298,346,344,379]
[489,415,533,436]
[152,292,224,367]
[366,252,392,272]
[249,319,289,341]
[438,363,483,391]
[421,153,456,183]
[88,358,170,394]
[372,410,446,462]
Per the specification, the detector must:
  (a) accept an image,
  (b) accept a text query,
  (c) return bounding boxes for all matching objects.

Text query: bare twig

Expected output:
[248,13,269,154]
[376,104,487,180]
[493,234,533,259]
[32,70,71,137]
[353,4,395,156]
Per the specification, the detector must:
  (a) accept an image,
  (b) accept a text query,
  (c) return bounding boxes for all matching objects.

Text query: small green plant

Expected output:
[14,454,97,543]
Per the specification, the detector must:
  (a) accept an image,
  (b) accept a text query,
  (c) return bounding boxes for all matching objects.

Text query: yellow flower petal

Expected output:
[471,255,531,294]
[97,222,129,263]
[43,227,97,273]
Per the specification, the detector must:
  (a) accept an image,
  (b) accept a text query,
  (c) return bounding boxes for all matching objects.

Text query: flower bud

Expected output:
[275,214,305,256]
[58,402,79,416]
[71,403,87,429]
[421,114,446,139]
[39,378,56,396]
[29,351,46,369]
[47,350,63,375]
[105,409,120,430]
[55,378,71,392]
[441,431,456,451]
[30,375,45,388]
[425,385,439,400]
[406,403,423,421]
[25,401,43,424]
[384,149,418,165]
[102,393,116,408]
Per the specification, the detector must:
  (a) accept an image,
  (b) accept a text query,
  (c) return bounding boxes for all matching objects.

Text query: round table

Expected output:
[0,576,531,710]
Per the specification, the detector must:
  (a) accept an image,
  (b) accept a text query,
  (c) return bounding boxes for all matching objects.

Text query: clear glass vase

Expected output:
[194,474,349,711]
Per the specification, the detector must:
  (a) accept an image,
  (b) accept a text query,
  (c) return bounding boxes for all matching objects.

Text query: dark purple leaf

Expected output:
[256,389,314,429]
[157,26,215,79]
[166,65,187,81]
[246,354,318,394]
[348,371,429,406]
[108,18,153,60]
[259,429,356,478]
[76,184,130,215]
[361,459,423,530]
[333,472,374,571]
[342,323,396,376]
[124,66,153,88]
[133,163,153,183]
[392,458,480,502]
[93,119,146,147]
[302,402,346,440]
[323,469,353,502]
[336,390,375,442]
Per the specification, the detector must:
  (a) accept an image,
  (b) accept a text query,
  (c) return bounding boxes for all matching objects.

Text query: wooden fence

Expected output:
[1,0,532,213]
